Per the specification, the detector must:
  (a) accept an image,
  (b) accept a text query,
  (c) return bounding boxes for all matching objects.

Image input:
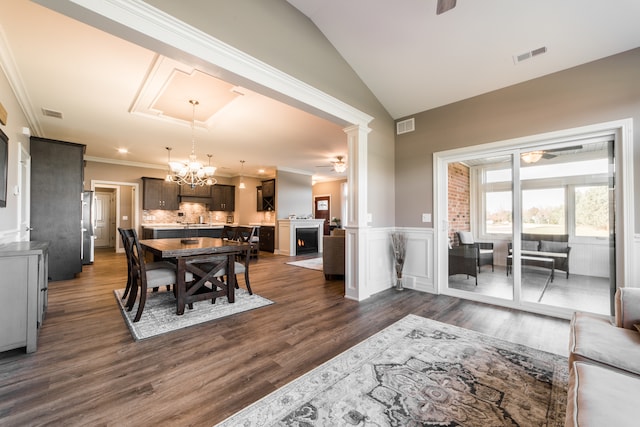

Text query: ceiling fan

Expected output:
[316,156,347,173]
[521,145,584,163]
[436,0,457,15]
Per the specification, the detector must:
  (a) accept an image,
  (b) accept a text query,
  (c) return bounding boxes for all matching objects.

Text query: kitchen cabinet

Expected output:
[210,184,235,211]
[261,179,275,211]
[259,225,275,252]
[179,184,211,198]
[142,177,180,210]
[256,186,263,211]
[0,242,49,353]
[30,137,84,281]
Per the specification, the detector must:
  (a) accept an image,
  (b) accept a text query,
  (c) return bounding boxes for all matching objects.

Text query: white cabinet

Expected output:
[0,242,49,353]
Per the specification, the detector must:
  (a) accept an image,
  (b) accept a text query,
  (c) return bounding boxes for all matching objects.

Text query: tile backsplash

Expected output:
[143,202,232,224]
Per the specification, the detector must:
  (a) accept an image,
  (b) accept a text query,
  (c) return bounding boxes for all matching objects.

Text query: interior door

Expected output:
[314,196,331,235]
[94,192,111,247]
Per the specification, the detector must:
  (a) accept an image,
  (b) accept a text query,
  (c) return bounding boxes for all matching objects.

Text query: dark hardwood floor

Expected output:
[0,249,570,426]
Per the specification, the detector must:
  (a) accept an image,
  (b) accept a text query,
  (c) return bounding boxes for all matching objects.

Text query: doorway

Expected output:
[314,195,331,235]
[436,120,634,318]
[91,180,139,254]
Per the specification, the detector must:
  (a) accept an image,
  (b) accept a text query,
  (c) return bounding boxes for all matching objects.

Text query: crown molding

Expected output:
[0,26,44,136]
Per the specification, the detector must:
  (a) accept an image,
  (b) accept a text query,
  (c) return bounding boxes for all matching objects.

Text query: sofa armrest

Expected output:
[615,288,640,330]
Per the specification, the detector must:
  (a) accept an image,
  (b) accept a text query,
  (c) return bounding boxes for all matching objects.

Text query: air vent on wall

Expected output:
[396,118,415,135]
[42,108,63,119]
[513,46,547,64]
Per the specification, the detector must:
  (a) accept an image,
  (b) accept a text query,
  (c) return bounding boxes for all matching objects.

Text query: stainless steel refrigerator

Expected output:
[81,191,95,265]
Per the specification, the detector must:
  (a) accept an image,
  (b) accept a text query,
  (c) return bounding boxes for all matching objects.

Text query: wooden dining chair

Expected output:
[118,228,176,310]
[235,226,259,260]
[123,229,192,322]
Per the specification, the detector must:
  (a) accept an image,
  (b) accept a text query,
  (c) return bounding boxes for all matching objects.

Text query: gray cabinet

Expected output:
[31,137,84,281]
[142,177,180,210]
[210,184,235,211]
[0,242,49,353]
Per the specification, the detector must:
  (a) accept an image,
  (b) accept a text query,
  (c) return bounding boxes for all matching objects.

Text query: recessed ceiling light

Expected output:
[117,148,128,154]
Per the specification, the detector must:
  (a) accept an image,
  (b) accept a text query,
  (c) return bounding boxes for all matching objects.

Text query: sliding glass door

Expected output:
[444,138,615,316]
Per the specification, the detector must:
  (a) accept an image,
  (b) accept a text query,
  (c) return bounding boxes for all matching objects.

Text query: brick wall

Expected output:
[448,163,470,246]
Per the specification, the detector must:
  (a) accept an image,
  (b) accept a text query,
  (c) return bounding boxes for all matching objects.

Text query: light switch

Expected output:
[367,213,373,223]
[422,213,431,223]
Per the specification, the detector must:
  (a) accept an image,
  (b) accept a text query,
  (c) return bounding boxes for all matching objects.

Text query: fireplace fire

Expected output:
[296,228,319,255]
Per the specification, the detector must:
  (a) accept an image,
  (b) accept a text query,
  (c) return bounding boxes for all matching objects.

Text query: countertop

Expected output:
[142,223,276,230]
[141,223,228,230]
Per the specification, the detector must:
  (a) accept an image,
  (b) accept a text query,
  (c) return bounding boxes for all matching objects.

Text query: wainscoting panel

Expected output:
[362,227,435,297]
[399,227,435,293]
[363,227,394,298]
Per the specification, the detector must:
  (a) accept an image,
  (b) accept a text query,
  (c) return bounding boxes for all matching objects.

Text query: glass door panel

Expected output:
[518,141,613,315]
[447,155,513,301]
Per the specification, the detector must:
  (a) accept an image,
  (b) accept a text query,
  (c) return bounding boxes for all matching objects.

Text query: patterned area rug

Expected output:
[114,288,273,341]
[286,257,323,271]
[216,314,568,426]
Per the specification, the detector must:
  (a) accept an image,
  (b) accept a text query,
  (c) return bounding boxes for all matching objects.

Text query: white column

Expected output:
[344,124,371,301]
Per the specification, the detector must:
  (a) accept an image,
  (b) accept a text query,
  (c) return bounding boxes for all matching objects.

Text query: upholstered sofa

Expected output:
[566,288,640,426]
[508,233,571,278]
[322,229,345,280]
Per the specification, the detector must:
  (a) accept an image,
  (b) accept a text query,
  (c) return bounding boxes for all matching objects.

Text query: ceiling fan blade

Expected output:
[436,0,457,15]
[545,145,583,153]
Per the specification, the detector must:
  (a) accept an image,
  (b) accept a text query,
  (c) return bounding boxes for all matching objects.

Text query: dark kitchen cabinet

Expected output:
[260,179,275,211]
[210,184,235,211]
[259,226,275,252]
[142,177,179,210]
[30,137,85,281]
[179,184,211,198]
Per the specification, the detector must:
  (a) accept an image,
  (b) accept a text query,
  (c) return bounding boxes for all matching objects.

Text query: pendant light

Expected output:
[239,160,246,189]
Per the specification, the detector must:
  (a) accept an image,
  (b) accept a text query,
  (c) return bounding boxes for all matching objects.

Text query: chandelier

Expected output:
[333,156,347,173]
[166,99,216,188]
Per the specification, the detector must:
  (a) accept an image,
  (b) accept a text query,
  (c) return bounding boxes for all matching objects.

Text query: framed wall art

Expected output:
[0,129,7,208]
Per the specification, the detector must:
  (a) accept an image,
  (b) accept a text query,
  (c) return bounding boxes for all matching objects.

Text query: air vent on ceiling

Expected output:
[41,108,63,119]
[396,118,415,135]
[513,46,547,64]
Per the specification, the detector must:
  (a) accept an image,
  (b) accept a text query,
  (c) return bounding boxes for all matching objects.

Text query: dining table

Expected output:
[139,237,251,315]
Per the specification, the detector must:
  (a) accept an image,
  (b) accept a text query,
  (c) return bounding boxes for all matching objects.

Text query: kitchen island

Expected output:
[141,223,228,239]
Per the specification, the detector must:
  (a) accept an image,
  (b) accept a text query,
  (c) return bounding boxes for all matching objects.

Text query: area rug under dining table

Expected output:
[114,288,273,340]
[215,314,568,426]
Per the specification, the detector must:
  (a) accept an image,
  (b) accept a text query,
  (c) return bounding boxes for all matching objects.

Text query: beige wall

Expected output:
[0,63,31,242]
[396,48,640,230]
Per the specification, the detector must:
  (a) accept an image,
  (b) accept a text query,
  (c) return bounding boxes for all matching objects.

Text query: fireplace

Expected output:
[296,228,319,255]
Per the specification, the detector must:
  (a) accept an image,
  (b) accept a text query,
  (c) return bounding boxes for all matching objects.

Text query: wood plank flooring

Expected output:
[0,249,570,426]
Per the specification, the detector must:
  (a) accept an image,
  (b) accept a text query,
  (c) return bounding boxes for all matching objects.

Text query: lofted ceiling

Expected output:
[1,0,639,182]
[286,0,640,119]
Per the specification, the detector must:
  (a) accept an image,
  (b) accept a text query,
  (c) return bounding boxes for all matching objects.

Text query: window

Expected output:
[485,191,512,234]
[522,188,565,234]
[575,185,609,237]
